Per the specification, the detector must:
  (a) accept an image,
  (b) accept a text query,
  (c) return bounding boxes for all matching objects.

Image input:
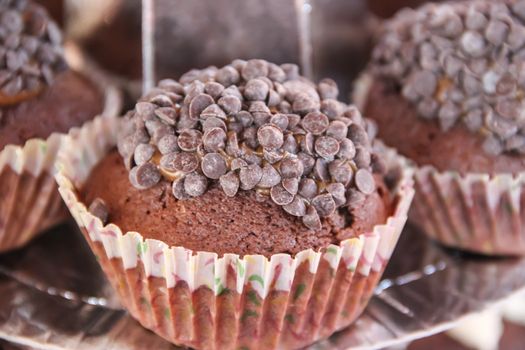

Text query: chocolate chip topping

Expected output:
[370,0,525,156]
[0,0,66,103]
[118,59,384,230]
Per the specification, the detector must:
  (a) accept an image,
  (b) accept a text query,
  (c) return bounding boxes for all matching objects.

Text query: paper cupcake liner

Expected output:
[410,166,525,256]
[0,49,121,253]
[354,73,525,257]
[55,116,414,349]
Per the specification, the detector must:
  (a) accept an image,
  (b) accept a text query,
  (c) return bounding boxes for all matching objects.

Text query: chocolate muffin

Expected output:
[0,0,106,252]
[359,0,525,255]
[83,60,395,257]
[56,59,413,349]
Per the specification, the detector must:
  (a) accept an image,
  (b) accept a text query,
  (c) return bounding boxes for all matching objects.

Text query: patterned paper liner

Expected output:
[55,116,414,350]
[0,49,121,253]
[354,73,525,257]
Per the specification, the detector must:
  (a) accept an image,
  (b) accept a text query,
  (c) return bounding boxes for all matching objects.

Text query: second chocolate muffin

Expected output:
[358,0,525,255]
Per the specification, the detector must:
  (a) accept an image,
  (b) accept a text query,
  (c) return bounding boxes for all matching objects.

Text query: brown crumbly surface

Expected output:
[365,79,525,175]
[0,70,104,149]
[81,150,392,257]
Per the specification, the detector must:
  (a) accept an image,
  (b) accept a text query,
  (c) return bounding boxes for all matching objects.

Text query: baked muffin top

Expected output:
[116,59,390,231]
[369,0,525,157]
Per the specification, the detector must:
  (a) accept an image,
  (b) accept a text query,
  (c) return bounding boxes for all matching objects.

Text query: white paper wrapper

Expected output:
[0,50,121,253]
[55,116,414,349]
[354,73,525,257]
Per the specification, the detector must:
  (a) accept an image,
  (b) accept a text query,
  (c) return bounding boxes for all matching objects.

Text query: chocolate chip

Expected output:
[161,152,198,173]
[280,156,304,178]
[219,171,240,197]
[204,82,224,99]
[259,164,281,188]
[184,172,208,197]
[302,112,329,135]
[215,65,240,86]
[242,59,269,80]
[466,8,487,30]
[226,159,244,172]
[178,129,203,151]
[286,114,301,129]
[189,94,214,119]
[297,152,315,175]
[282,133,298,154]
[281,63,299,80]
[417,98,439,119]
[201,153,227,179]
[283,196,306,217]
[88,198,109,224]
[318,78,339,100]
[239,164,263,190]
[282,177,299,195]
[409,70,437,98]
[155,107,177,125]
[222,85,243,100]
[270,114,289,131]
[218,95,241,115]
[313,158,330,181]
[321,99,342,120]
[268,63,286,82]
[234,110,253,128]
[244,78,269,101]
[328,159,353,185]
[242,127,258,149]
[158,135,179,154]
[267,89,281,107]
[202,117,227,132]
[134,143,155,166]
[298,178,318,199]
[303,206,321,230]
[315,136,340,159]
[438,102,460,131]
[257,124,284,150]
[312,194,336,217]
[327,183,346,206]
[150,94,174,107]
[300,132,315,155]
[347,124,369,147]
[337,139,356,160]
[460,31,486,57]
[203,127,227,152]
[485,20,509,45]
[464,109,484,132]
[263,149,284,164]
[293,93,320,115]
[354,146,371,169]
[270,184,294,205]
[172,177,189,200]
[355,169,375,194]
[325,120,348,140]
[130,163,161,189]
[201,104,226,120]
[346,188,365,208]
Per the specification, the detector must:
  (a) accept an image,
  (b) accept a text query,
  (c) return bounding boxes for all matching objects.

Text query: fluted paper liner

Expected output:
[55,116,414,349]
[354,72,525,257]
[410,167,525,256]
[0,50,121,253]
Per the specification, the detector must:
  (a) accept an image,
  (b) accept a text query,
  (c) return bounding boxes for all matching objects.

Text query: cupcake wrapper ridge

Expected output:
[411,166,525,256]
[55,116,414,349]
[0,44,121,253]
